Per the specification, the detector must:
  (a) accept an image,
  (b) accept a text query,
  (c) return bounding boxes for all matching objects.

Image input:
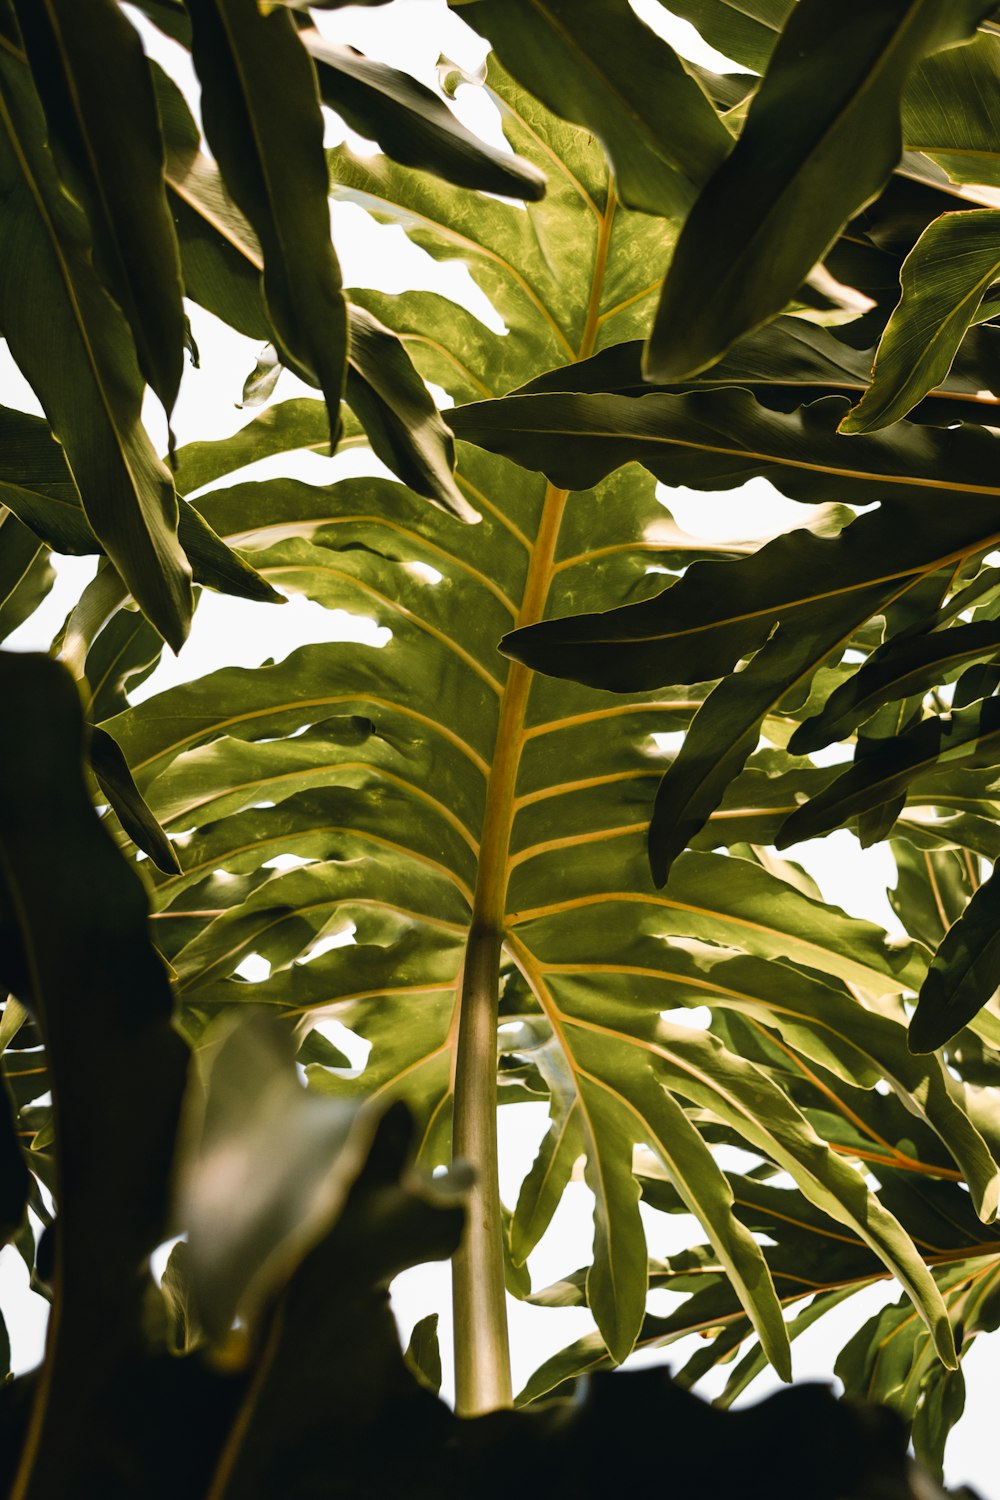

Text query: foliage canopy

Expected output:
[2,0,1000,1493]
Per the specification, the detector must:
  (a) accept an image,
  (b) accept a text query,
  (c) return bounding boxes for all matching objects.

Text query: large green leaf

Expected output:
[644,0,997,381]
[0,48,191,648]
[92,61,967,1379]
[48,39,996,1418]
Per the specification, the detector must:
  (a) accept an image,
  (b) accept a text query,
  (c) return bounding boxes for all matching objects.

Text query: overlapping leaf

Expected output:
[0,44,191,648]
[644,0,998,381]
[12,0,186,420]
[93,64,982,1385]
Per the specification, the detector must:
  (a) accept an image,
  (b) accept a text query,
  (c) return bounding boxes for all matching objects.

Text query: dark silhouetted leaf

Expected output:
[644,0,997,381]
[186,0,348,443]
[910,860,1000,1052]
[12,0,186,420]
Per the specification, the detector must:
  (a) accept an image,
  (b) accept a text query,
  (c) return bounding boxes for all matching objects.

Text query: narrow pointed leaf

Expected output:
[12,0,185,417]
[304,30,546,200]
[648,589,897,884]
[778,697,1000,849]
[791,620,1000,754]
[186,0,348,442]
[910,861,1000,1052]
[842,210,1000,432]
[89,727,181,875]
[0,50,191,648]
[644,0,997,382]
[345,305,476,521]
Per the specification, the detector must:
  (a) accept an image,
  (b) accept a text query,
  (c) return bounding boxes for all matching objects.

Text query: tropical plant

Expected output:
[3,0,1000,1492]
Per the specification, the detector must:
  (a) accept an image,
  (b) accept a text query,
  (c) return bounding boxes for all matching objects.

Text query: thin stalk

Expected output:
[451,188,616,1416]
[452,919,510,1414]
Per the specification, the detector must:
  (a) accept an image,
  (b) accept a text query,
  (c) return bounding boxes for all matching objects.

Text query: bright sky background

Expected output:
[1,1,994,1488]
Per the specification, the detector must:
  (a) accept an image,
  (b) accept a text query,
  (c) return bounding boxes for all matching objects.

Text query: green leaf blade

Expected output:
[842,209,1000,433]
[644,0,998,382]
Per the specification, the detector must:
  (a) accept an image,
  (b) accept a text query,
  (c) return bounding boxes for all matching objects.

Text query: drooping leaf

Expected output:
[303,28,546,201]
[12,0,186,419]
[154,65,468,515]
[344,305,475,520]
[910,860,1000,1052]
[842,210,1000,431]
[460,0,731,218]
[185,0,348,442]
[89,726,181,875]
[644,0,998,382]
[0,48,191,648]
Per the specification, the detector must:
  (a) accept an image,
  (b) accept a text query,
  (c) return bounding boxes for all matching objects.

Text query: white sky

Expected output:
[1,1,994,1487]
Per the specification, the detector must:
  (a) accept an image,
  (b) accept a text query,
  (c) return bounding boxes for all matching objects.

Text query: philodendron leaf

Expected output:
[303,29,546,201]
[110,56,968,1394]
[644,0,998,382]
[11,0,186,421]
[0,652,189,1497]
[186,0,348,444]
[842,210,1000,432]
[909,862,1000,1053]
[0,48,191,650]
[461,0,731,218]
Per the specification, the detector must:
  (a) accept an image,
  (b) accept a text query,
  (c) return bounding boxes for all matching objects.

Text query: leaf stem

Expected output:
[452,184,615,1414]
[452,920,511,1414]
